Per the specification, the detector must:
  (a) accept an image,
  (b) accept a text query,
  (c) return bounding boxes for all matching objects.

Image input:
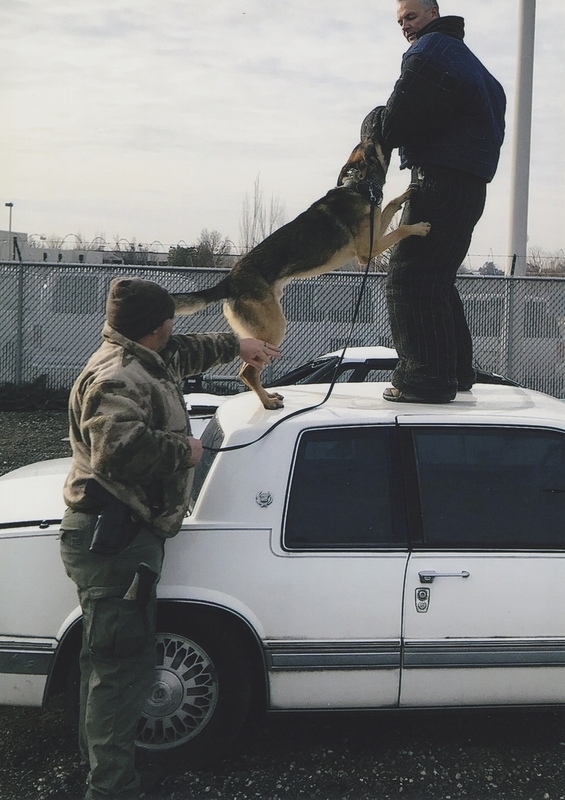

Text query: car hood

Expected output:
[0,457,70,526]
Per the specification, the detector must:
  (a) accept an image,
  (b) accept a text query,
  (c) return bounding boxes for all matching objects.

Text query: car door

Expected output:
[267,424,409,710]
[398,419,565,707]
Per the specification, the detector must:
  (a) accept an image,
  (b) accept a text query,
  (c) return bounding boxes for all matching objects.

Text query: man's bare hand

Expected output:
[239,338,281,369]
[188,436,203,468]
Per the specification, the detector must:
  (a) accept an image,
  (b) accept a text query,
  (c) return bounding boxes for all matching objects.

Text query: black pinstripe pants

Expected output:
[386,164,487,400]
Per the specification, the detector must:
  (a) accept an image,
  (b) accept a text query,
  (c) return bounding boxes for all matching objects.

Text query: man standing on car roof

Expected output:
[59,277,279,800]
[363,0,506,403]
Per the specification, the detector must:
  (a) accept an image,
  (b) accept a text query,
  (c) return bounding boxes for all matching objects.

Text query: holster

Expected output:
[85,479,143,555]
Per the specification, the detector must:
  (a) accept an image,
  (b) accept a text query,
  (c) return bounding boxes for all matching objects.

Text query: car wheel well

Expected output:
[44,618,82,704]
[46,599,269,750]
[156,600,268,714]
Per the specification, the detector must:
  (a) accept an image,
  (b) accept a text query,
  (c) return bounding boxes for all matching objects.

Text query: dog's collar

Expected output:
[355,179,383,205]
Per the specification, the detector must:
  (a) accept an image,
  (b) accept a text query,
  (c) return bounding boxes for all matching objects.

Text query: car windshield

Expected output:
[270,357,397,386]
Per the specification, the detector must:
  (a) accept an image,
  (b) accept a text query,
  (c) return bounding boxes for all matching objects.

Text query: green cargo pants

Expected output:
[60,508,164,800]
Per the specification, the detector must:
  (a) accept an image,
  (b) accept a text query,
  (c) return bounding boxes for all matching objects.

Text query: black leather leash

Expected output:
[202,195,378,453]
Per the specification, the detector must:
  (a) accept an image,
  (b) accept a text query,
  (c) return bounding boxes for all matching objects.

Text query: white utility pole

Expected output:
[5,202,13,261]
[506,0,536,276]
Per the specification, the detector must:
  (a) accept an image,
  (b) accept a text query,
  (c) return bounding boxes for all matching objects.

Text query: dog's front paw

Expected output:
[263,392,284,410]
[413,222,431,237]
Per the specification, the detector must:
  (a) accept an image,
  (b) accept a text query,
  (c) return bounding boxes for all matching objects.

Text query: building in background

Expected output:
[0,230,170,266]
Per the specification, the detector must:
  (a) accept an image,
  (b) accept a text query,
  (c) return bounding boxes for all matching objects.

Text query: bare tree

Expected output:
[268,193,286,236]
[192,229,232,267]
[527,248,565,277]
[72,233,89,250]
[239,176,286,253]
[43,235,66,249]
[26,235,47,249]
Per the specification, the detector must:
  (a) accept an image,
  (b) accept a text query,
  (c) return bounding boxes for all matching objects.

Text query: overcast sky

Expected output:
[2,0,564,269]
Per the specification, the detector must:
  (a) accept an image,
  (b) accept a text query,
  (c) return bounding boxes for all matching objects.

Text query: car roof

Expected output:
[215,382,565,444]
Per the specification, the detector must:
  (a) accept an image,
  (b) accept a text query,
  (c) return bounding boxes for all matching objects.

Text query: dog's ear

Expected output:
[359,138,381,171]
[337,142,366,186]
[337,138,379,186]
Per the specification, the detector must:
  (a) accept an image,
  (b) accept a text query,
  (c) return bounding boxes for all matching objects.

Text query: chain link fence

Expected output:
[2,262,565,398]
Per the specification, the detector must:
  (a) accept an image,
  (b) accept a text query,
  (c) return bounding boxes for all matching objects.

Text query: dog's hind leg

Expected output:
[224,294,287,410]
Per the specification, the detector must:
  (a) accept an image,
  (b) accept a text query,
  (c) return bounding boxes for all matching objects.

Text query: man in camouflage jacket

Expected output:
[60,277,278,800]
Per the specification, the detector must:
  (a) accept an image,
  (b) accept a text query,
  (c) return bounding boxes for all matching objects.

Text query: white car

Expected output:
[1,381,563,764]
[184,345,518,435]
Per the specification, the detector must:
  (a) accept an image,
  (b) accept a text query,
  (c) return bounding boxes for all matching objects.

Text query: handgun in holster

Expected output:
[123,563,159,607]
[85,479,143,555]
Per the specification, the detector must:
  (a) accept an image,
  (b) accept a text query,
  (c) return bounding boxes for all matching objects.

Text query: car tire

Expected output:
[135,616,253,765]
[65,614,254,766]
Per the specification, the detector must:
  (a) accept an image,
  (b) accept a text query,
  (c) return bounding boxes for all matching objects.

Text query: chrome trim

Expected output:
[0,518,61,531]
[404,639,565,669]
[266,641,401,671]
[0,651,54,675]
[0,639,57,675]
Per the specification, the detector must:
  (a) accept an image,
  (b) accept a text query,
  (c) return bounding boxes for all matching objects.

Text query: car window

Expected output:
[412,427,565,548]
[284,426,405,550]
[332,366,361,383]
[317,365,395,384]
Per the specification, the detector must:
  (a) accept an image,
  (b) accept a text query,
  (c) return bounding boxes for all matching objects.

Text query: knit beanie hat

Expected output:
[105,277,175,341]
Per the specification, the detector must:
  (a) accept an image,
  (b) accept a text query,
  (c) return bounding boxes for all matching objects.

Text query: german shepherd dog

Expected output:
[173,138,430,409]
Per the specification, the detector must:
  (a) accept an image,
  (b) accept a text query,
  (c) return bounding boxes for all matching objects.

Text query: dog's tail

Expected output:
[172,275,231,316]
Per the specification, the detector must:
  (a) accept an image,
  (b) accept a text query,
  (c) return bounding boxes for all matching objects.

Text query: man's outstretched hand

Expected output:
[239,338,281,369]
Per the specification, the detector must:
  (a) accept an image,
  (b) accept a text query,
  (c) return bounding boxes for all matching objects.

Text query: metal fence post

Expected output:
[506,273,515,381]
[16,263,24,385]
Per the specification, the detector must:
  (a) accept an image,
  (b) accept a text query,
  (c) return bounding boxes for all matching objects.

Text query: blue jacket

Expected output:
[368,16,506,182]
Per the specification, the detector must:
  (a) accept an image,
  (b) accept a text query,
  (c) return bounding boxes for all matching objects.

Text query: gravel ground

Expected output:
[0,410,71,476]
[2,411,565,800]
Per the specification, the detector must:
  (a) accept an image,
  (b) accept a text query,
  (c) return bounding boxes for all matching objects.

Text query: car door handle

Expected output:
[418,570,470,584]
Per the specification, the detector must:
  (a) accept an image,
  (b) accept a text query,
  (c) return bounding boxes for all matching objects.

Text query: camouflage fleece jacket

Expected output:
[63,322,239,538]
